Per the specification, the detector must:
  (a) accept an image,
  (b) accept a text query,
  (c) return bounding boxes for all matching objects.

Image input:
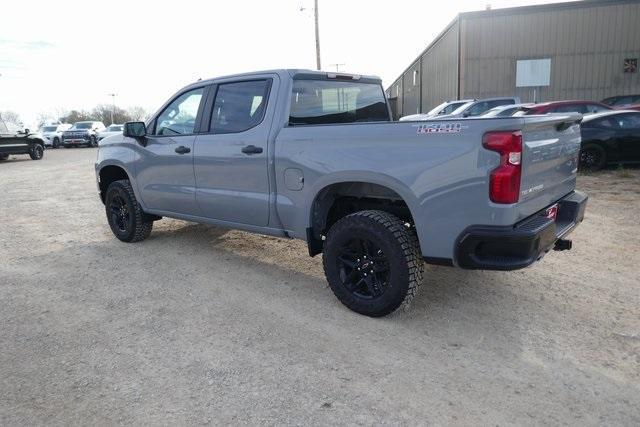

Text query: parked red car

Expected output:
[522,100,612,115]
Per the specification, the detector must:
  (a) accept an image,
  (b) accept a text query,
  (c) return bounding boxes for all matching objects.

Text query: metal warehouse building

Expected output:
[386,0,640,119]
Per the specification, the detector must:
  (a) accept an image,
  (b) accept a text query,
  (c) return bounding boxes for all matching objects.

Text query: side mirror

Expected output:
[123,121,146,138]
[462,112,471,118]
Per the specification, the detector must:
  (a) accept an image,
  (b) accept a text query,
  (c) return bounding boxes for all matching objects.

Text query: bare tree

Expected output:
[0,110,22,127]
[127,106,149,122]
[62,110,95,124]
[35,112,55,129]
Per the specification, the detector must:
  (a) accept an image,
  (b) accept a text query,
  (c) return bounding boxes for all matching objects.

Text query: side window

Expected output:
[210,80,270,134]
[553,104,586,113]
[616,113,640,129]
[466,101,489,116]
[489,99,514,108]
[586,104,608,113]
[154,88,204,136]
[591,118,615,129]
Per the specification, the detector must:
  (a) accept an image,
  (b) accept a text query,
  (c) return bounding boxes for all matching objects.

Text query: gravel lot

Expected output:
[1,148,639,425]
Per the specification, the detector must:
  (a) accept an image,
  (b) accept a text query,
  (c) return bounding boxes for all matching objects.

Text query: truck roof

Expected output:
[188,69,382,89]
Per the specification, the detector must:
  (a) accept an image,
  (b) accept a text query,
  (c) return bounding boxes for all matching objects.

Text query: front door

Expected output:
[193,78,274,226]
[134,86,206,215]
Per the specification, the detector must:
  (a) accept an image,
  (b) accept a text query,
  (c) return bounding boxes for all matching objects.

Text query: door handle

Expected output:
[241,145,263,155]
[175,145,191,154]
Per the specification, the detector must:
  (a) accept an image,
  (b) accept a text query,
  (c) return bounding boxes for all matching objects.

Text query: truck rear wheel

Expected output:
[322,210,424,317]
[105,179,153,242]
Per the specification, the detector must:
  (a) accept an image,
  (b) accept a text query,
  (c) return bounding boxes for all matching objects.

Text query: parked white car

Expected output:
[98,124,124,142]
[40,123,72,148]
[399,99,475,121]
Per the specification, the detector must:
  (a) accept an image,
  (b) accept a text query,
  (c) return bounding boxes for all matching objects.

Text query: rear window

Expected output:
[289,79,390,125]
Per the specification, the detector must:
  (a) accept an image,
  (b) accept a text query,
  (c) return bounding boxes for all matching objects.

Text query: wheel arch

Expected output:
[97,163,134,204]
[305,174,422,256]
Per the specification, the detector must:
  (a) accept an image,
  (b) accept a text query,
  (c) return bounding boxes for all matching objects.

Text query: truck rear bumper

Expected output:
[455,191,588,270]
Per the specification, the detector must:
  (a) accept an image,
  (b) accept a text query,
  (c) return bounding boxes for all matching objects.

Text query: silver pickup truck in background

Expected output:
[95,69,587,317]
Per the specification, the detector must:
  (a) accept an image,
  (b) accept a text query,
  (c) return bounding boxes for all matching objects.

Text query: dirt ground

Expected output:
[1,148,639,425]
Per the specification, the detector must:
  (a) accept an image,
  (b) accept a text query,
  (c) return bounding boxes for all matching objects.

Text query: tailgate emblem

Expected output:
[414,122,467,134]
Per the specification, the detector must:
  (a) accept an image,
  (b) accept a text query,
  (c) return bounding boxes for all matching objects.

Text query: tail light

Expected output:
[483,131,522,204]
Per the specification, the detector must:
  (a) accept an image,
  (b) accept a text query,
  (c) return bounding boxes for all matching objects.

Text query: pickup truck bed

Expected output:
[95,69,587,317]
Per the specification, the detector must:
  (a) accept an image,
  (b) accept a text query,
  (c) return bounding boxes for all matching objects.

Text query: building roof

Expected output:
[388,0,639,89]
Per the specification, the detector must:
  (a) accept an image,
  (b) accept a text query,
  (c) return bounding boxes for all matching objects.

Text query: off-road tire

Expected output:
[29,144,44,160]
[89,135,97,147]
[322,210,424,317]
[579,144,606,171]
[105,179,153,242]
[53,137,60,148]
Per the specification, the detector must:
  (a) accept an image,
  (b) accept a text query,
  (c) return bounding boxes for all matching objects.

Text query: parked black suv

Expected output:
[0,115,45,161]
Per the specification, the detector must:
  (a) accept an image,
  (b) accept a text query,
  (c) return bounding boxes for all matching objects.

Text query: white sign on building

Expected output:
[516,58,551,87]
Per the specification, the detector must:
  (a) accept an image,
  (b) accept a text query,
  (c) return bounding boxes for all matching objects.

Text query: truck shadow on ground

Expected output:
[129,221,530,331]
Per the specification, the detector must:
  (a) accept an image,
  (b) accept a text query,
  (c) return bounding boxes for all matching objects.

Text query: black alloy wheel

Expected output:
[109,192,131,235]
[336,238,390,299]
[30,144,44,160]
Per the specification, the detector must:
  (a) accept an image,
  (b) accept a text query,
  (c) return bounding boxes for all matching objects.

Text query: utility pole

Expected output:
[314,0,321,70]
[107,93,117,125]
[329,63,345,72]
[299,1,322,70]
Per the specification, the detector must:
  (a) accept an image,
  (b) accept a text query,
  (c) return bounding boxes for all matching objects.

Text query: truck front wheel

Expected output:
[29,144,44,160]
[322,210,424,317]
[105,179,153,242]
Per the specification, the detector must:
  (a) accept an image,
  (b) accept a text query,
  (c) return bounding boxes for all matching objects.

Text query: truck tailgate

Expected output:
[517,114,582,220]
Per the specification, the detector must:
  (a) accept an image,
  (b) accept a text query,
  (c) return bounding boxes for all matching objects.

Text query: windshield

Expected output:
[289,79,390,125]
[71,122,93,130]
[106,125,123,131]
[42,126,57,132]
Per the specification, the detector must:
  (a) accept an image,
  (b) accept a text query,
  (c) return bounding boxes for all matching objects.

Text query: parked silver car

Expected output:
[40,123,72,148]
[98,124,124,142]
[442,97,521,118]
[481,103,534,117]
[400,97,521,121]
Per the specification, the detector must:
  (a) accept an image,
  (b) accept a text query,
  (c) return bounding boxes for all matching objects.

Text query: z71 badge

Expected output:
[415,122,468,134]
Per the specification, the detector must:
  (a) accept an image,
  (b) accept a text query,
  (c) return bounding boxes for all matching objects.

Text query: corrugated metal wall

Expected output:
[420,21,459,112]
[387,0,640,116]
[460,1,640,102]
[402,61,421,116]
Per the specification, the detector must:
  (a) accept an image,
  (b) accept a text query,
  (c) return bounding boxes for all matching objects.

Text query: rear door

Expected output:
[193,77,275,226]
[134,86,207,215]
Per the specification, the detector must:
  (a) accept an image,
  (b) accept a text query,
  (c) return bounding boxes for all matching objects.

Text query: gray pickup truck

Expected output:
[95,69,587,317]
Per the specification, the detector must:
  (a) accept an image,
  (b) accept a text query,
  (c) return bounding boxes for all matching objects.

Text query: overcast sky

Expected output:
[1,0,577,126]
